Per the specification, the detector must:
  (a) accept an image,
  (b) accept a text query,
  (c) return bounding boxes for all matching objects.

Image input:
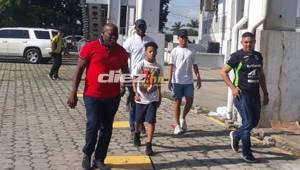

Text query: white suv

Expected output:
[0,27,58,64]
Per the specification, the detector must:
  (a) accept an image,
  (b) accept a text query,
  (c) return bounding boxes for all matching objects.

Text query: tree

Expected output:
[0,0,82,35]
[159,0,171,33]
[185,19,199,36]
[170,21,185,34]
[186,19,199,28]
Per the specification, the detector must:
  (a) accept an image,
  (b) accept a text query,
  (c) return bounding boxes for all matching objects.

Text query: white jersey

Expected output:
[132,59,163,104]
[123,33,154,73]
[169,46,197,84]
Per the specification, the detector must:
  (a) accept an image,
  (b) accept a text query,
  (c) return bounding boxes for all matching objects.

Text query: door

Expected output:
[0,30,9,56]
[6,29,30,56]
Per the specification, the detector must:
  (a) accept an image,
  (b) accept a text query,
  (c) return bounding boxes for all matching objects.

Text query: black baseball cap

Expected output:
[177,29,188,37]
[135,19,146,27]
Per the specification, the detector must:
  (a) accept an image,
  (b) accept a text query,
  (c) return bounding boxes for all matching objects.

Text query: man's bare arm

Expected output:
[67,57,88,108]
[220,65,241,98]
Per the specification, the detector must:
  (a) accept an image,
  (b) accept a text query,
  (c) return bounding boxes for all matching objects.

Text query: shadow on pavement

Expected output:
[153,150,297,169]
[155,129,229,138]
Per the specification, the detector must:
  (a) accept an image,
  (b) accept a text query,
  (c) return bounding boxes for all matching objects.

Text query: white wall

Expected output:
[248,0,297,31]
[297,0,300,16]
[256,30,300,127]
[199,0,235,54]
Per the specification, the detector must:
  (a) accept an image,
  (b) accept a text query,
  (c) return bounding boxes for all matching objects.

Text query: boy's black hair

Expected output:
[242,32,255,39]
[144,41,158,50]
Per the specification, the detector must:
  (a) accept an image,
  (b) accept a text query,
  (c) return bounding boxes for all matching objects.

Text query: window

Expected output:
[34,30,50,39]
[0,29,29,39]
[0,30,10,38]
[296,17,300,29]
[13,30,29,38]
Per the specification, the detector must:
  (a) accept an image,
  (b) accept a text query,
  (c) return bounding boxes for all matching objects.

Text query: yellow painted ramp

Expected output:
[113,121,130,128]
[105,156,153,169]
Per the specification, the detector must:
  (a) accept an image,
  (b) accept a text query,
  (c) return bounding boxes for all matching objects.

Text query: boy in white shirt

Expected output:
[132,42,163,155]
[123,19,154,138]
[168,29,202,135]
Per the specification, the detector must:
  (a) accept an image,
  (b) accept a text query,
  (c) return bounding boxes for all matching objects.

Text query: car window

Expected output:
[34,31,50,39]
[0,29,29,39]
[0,30,10,38]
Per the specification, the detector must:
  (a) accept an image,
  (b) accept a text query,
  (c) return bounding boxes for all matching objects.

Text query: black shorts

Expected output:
[135,102,158,124]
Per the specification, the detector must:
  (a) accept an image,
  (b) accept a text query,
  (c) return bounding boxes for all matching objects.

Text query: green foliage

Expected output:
[159,0,170,33]
[170,21,185,34]
[186,19,199,28]
[0,0,82,35]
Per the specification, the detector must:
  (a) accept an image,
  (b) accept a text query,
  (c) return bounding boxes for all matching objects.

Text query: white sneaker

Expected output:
[180,118,187,132]
[174,124,183,135]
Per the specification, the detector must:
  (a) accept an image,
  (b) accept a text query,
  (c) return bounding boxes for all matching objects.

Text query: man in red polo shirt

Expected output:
[67,23,132,170]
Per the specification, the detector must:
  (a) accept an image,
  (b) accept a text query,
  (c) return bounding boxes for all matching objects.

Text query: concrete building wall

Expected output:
[256,30,300,127]
[200,0,229,51]
[297,0,300,31]
[199,0,243,53]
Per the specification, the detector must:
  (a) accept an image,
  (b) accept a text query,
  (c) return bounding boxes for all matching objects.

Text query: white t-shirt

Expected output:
[169,46,197,84]
[132,59,163,104]
[123,33,154,73]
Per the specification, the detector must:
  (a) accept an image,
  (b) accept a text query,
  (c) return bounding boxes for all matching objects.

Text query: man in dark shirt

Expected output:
[220,32,269,162]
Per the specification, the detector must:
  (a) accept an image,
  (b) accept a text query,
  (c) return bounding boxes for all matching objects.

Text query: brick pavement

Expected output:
[0,61,300,170]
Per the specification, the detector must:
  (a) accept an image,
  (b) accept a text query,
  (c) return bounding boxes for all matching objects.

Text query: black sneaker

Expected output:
[133,132,141,146]
[48,74,55,80]
[93,160,111,170]
[145,142,154,156]
[242,154,256,163]
[53,75,62,80]
[230,131,239,152]
[82,154,91,170]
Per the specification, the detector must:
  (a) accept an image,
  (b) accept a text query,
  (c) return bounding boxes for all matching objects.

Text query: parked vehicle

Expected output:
[0,27,58,64]
[63,35,85,52]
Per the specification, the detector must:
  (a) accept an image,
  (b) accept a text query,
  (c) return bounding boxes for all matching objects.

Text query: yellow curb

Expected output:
[60,67,66,71]
[113,121,130,128]
[207,116,226,127]
[105,156,152,169]
[251,136,263,144]
[271,147,294,156]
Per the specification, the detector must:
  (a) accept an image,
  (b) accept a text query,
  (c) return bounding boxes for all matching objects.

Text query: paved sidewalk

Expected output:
[0,62,300,170]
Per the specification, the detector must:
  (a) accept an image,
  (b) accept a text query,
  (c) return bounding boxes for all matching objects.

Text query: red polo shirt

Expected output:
[80,40,128,98]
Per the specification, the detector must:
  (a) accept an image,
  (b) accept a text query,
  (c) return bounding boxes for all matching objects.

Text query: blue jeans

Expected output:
[83,96,120,161]
[128,91,136,132]
[233,93,261,156]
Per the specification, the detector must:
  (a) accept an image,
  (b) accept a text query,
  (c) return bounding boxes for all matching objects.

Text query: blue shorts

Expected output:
[135,102,158,124]
[172,83,194,98]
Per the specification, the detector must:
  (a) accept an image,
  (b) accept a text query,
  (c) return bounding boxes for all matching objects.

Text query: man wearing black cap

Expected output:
[168,29,202,135]
[123,19,154,140]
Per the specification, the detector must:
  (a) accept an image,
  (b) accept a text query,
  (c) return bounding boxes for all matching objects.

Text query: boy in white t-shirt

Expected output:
[168,29,202,135]
[132,42,163,155]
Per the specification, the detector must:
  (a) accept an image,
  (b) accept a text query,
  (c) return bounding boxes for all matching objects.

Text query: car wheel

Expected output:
[24,48,41,64]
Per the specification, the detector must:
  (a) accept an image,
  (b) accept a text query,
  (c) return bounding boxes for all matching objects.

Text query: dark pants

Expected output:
[83,96,121,161]
[128,91,136,132]
[49,53,62,78]
[233,93,261,157]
